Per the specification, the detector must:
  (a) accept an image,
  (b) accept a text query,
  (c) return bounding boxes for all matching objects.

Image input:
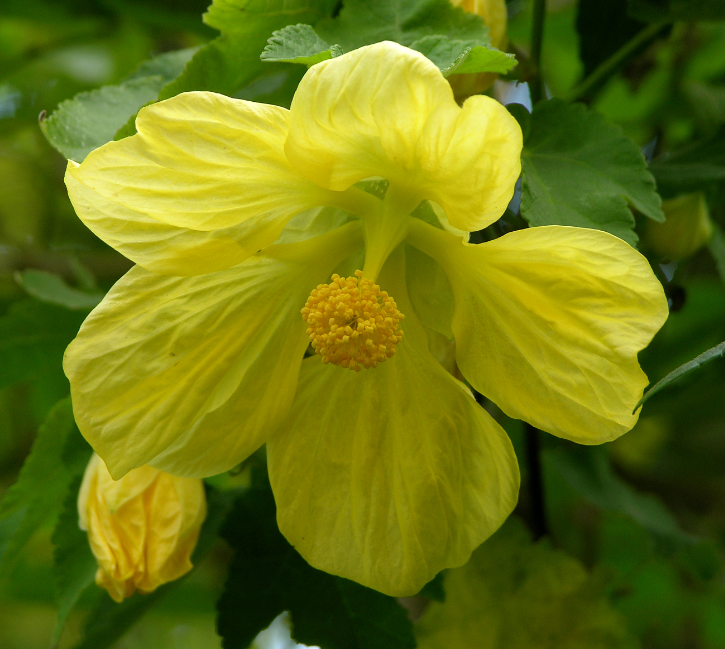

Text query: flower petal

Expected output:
[285,42,522,231]
[407,220,669,444]
[68,91,331,234]
[267,247,519,597]
[65,222,363,478]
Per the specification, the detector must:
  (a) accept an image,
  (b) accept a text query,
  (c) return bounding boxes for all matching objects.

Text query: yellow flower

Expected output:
[78,453,206,602]
[449,0,509,100]
[644,191,713,261]
[64,42,667,596]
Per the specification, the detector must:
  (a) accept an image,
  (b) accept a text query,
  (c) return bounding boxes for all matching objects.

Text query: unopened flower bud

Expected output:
[449,0,508,101]
[77,454,206,602]
[645,192,713,261]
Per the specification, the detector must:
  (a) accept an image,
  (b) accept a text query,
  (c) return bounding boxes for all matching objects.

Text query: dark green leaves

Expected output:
[520,99,664,245]
[628,0,725,22]
[650,126,725,196]
[51,476,97,648]
[41,48,197,162]
[0,300,86,390]
[217,477,415,649]
[546,446,692,544]
[0,398,90,582]
[262,24,343,65]
[635,340,725,412]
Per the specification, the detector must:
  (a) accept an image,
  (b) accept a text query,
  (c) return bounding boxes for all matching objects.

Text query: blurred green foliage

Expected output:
[1,0,725,647]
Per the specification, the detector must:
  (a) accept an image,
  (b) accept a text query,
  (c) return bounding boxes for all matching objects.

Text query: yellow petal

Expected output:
[66,163,297,276]
[68,91,330,234]
[267,246,519,597]
[407,220,669,444]
[65,222,363,478]
[286,42,522,231]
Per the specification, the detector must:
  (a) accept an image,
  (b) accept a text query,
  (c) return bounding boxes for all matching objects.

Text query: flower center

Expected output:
[301,270,404,372]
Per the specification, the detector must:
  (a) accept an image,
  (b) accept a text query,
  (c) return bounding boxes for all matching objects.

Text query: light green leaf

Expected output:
[41,48,197,162]
[158,0,337,100]
[545,446,692,543]
[262,24,342,65]
[416,517,638,649]
[521,99,664,246]
[0,300,86,390]
[314,0,491,53]
[51,476,97,649]
[0,399,90,582]
[634,340,725,412]
[15,269,103,310]
[410,35,516,76]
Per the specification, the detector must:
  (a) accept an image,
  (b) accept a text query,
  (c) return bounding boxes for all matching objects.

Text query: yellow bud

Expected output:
[77,454,207,603]
[449,0,509,101]
[645,192,713,261]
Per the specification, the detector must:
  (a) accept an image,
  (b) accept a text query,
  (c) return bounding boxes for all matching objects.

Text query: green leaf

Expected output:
[262,24,343,65]
[15,269,104,310]
[409,35,516,76]
[0,300,86,390]
[217,474,415,649]
[650,126,725,196]
[416,517,638,649]
[521,99,664,246]
[417,572,445,602]
[628,0,725,22]
[634,340,725,412]
[51,475,97,649]
[545,446,692,544]
[709,224,725,283]
[158,0,337,100]
[0,398,90,582]
[314,0,491,51]
[72,486,237,649]
[41,48,197,162]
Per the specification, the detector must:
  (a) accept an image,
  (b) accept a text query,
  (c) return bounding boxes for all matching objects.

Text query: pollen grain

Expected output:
[301,270,404,372]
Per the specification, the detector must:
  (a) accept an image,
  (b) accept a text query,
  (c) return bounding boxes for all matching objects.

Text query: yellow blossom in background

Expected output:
[415,518,638,649]
[644,191,713,260]
[78,453,206,602]
[64,42,667,596]
[449,0,509,101]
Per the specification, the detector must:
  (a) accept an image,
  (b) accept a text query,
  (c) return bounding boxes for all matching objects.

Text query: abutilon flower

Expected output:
[78,454,206,602]
[64,41,668,596]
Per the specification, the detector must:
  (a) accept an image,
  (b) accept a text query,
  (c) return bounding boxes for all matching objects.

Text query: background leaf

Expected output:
[0,300,86,391]
[520,99,664,245]
[409,35,516,76]
[15,269,103,310]
[545,445,692,544]
[50,475,97,649]
[0,398,90,582]
[261,24,343,66]
[41,48,197,162]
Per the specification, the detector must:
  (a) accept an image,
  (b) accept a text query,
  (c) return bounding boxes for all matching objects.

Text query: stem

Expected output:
[525,423,548,540]
[565,22,669,103]
[528,0,547,105]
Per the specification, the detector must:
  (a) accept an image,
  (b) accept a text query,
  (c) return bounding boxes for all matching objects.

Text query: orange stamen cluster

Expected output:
[301,270,404,371]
